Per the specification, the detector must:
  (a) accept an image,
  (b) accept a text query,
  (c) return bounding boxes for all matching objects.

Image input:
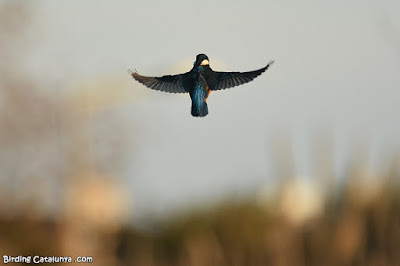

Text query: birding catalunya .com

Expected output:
[3,255,93,264]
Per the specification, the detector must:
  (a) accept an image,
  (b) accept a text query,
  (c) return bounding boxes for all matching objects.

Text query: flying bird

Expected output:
[130,54,274,117]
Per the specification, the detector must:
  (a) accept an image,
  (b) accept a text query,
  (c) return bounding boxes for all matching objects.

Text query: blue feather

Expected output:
[190,80,208,117]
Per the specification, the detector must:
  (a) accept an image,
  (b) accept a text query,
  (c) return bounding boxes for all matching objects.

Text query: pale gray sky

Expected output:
[8,0,400,221]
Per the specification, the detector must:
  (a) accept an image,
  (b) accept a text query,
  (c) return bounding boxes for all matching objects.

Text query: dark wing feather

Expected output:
[130,70,188,93]
[210,60,274,91]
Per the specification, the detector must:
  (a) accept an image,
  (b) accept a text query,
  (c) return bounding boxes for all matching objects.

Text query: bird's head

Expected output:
[194,54,209,67]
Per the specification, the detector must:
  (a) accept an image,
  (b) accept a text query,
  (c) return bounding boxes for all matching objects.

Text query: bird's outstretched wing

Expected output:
[129,70,187,93]
[209,60,274,91]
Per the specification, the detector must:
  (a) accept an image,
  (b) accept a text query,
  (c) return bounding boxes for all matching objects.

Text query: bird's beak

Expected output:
[200,59,209,66]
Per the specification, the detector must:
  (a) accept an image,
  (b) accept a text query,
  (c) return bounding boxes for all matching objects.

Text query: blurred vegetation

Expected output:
[1,170,400,266]
[113,174,400,266]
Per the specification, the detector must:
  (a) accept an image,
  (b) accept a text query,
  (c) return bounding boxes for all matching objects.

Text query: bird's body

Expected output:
[189,71,210,117]
[130,54,274,117]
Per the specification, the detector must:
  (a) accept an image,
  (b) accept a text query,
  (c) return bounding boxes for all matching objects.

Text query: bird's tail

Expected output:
[191,101,208,117]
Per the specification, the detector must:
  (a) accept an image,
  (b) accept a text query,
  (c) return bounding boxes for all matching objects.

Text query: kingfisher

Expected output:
[130,54,274,117]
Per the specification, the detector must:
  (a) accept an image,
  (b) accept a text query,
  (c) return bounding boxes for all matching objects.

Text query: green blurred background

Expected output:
[1,0,400,265]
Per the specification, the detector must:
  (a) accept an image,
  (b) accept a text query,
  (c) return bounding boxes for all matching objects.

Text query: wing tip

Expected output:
[128,68,138,76]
